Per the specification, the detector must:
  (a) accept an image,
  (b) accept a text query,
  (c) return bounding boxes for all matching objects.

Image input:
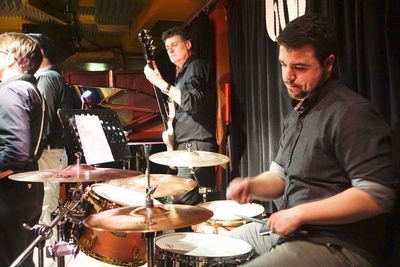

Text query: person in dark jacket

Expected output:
[0,32,47,267]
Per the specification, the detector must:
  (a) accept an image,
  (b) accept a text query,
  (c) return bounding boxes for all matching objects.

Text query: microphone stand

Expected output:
[10,187,85,267]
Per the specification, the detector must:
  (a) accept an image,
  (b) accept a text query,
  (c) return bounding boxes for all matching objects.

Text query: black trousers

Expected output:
[0,179,44,267]
[173,139,218,205]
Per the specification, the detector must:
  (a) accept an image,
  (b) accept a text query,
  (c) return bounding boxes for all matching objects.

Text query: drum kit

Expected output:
[9,148,260,267]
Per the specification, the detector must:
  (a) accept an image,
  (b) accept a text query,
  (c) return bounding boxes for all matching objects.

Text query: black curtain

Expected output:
[227,0,291,181]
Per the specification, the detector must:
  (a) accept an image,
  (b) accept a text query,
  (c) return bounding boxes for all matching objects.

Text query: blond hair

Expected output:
[0,32,42,74]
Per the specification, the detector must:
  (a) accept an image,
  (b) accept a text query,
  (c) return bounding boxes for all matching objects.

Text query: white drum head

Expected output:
[156,233,253,257]
[92,184,160,206]
[203,200,264,220]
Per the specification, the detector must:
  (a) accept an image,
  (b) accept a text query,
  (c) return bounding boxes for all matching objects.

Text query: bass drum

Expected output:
[156,232,254,266]
[192,200,265,234]
[78,184,161,266]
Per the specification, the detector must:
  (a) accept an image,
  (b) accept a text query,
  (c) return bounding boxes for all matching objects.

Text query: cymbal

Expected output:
[83,204,213,233]
[8,164,143,183]
[149,150,229,167]
[105,174,197,198]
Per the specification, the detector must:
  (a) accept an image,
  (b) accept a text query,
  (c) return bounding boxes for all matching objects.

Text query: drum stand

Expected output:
[10,186,85,267]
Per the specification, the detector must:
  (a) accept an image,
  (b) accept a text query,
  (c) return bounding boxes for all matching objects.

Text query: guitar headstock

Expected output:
[138,29,156,65]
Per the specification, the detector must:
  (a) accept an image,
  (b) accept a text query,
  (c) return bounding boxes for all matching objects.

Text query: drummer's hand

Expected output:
[144,61,164,88]
[267,208,302,237]
[226,177,252,204]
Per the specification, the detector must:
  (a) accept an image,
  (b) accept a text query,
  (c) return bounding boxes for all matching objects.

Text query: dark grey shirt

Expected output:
[36,65,73,148]
[174,56,216,144]
[273,79,397,264]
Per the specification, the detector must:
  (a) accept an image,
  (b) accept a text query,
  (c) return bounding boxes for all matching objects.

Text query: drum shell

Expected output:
[78,184,147,266]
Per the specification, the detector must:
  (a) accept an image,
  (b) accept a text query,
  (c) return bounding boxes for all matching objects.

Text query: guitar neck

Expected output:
[153,84,169,130]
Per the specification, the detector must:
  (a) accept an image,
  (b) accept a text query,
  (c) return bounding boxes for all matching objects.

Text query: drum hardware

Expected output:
[11,186,86,267]
[83,145,213,267]
[105,174,198,198]
[149,147,230,168]
[76,183,158,266]
[8,152,143,183]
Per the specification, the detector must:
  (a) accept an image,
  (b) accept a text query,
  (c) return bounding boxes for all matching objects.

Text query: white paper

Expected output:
[75,114,114,165]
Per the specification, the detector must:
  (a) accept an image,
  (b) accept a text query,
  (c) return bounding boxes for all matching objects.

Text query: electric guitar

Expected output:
[138,29,175,151]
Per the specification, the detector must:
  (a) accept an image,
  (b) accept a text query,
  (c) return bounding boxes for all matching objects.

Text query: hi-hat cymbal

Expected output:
[8,164,143,183]
[105,174,197,198]
[149,150,229,168]
[83,204,213,233]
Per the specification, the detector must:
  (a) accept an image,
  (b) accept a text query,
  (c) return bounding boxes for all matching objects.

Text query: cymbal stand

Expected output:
[10,186,85,267]
[144,144,157,267]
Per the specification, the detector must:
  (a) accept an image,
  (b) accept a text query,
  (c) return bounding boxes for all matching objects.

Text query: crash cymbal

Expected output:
[149,150,229,168]
[8,164,142,183]
[83,204,213,233]
[105,174,197,198]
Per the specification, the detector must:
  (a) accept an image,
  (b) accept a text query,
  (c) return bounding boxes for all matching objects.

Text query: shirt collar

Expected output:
[291,78,339,111]
[0,74,36,89]
[35,65,57,77]
[177,55,196,76]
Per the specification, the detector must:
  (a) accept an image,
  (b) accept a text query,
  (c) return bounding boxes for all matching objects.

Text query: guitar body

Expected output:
[138,29,176,151]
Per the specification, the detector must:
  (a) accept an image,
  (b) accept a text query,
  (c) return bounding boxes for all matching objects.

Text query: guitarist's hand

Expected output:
[144,61,167,90]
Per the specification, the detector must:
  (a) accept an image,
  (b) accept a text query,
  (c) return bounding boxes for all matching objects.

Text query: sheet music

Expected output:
[75,114,114,165]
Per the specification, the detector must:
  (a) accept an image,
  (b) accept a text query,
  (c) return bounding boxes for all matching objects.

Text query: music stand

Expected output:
[58,109,132,164]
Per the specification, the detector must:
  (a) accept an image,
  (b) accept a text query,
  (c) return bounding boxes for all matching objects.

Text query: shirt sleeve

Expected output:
[335,103,396,187]
[269,161,286,179]
[352,178,396,212]
[0,88,31,170]
[335,103,398,211]
[179,61,209,113]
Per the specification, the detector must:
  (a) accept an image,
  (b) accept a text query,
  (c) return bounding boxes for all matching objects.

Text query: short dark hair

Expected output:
[277,13,337,65]
[0,32,42,75]
[161,26,189,43]
[27,33,56,64]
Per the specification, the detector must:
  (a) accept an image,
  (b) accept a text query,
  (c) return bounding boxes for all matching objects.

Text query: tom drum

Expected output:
[77,183,160,266]
[192,200,265,234]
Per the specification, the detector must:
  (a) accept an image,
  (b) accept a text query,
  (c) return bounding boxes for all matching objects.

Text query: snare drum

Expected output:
[192,200,265,234]
[78,184,160,266]
[155,232,254,266]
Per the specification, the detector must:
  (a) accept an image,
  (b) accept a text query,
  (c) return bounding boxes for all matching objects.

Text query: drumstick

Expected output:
[234,214,267,225]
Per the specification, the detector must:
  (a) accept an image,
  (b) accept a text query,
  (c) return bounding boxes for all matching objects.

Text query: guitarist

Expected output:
[144,26,217,205]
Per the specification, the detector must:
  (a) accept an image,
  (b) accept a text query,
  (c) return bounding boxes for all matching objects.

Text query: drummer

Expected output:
[144,26,217,205]
[0,33,47,266]
[226,13,397,266]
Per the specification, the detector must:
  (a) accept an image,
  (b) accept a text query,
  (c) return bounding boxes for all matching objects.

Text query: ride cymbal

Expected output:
[105,174,197,198]
[83,204,213,233]
[8,164,142,183]
[149,150,229,168]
